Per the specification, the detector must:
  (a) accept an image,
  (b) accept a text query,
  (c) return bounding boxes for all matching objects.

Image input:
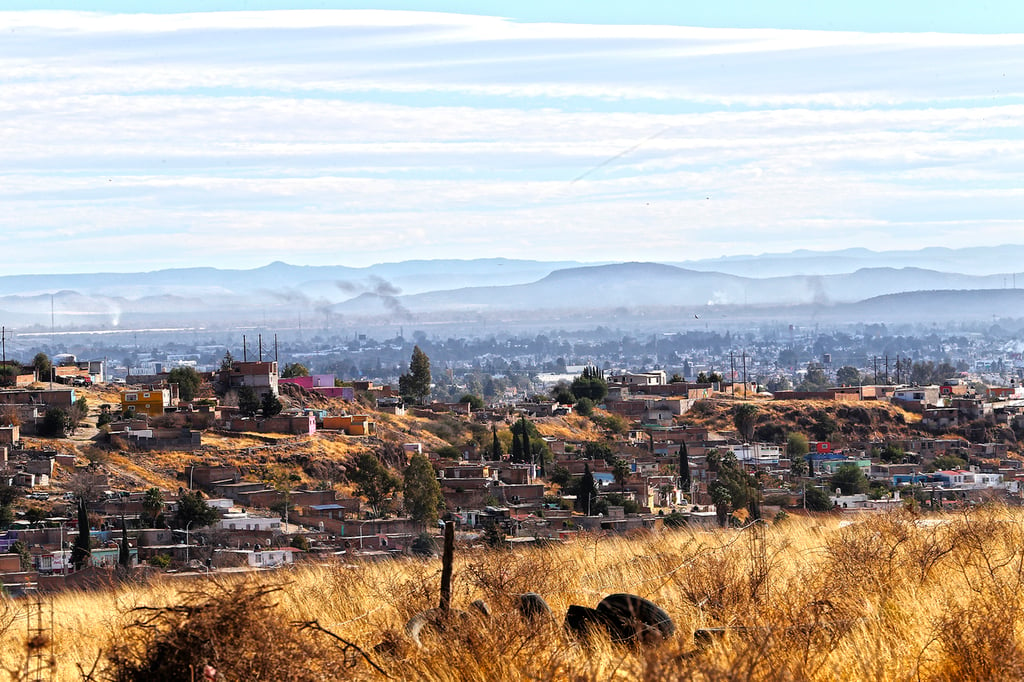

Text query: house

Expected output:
[279,374,354,400]
[0,388,76,409]
[214,513,282,533]
[220,361,279,400]
[121,388,172,417]
[322,415,375,436]
[608,371,667,386]
[214,547,297,568]
[892,386,942,408]
[731,443,782,465]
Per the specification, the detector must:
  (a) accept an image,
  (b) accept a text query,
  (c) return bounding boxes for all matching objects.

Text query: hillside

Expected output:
[682,397,923,445]
[4,510,1024,680]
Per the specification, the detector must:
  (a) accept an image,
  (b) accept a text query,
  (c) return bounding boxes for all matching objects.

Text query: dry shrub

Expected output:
[103,578,367,682]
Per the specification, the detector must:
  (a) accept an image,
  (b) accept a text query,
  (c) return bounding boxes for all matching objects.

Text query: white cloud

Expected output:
[1,9,1022,274]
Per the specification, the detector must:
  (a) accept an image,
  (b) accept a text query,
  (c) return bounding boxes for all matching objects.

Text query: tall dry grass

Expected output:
[4,508,1024,680]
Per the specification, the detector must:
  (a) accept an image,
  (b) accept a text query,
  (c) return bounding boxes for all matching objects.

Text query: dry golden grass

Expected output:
[534,415,605,442]
[6,507,1024,680]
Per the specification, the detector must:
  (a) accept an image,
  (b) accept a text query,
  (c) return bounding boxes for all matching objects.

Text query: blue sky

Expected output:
[1,2,1023,274]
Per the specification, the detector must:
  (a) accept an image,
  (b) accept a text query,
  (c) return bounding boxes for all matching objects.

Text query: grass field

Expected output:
[4,507,1024,680]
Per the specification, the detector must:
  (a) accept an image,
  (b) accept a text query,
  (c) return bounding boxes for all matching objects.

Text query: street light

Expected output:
[185,520,193,564]
[358,518,371,551]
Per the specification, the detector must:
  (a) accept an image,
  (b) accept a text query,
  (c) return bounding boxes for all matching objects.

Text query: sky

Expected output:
[2,1,1023,274]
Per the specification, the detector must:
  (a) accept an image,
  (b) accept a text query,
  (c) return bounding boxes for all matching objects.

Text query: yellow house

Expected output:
[121,388,171,417]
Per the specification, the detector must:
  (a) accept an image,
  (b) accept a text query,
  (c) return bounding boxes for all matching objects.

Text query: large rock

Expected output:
[595,593,675,645]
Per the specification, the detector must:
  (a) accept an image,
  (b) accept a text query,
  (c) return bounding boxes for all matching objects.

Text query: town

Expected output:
[1,327,1022,593]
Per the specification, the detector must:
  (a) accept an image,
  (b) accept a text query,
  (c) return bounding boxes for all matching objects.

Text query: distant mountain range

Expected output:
[2,246,1023,331]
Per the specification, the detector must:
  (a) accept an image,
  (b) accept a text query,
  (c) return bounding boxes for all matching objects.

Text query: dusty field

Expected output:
[4,508,1024,680]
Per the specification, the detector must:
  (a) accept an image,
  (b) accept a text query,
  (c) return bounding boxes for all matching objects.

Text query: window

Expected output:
[143,393,151,398]
[125,394,137,402]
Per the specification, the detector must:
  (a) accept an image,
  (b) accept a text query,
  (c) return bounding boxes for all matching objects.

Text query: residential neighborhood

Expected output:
[3,334,1024,594]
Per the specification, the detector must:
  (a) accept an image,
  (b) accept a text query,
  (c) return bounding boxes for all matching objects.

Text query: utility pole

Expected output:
[742,351,748,398]
[730,352,735,394]
[885,355,889,384]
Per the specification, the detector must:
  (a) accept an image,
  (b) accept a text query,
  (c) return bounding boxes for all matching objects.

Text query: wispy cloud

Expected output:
[1,9,1022,274]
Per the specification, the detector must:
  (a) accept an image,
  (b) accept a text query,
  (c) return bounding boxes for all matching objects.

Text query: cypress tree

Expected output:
[72,497,91,571]
[119,516,131,570]
[577,464,597,515]
[492,424,503,459]
[679,440,691,493]
[511,421,523,461]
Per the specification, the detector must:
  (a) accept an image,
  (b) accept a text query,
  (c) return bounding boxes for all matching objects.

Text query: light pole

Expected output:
[60,521,67,576]
[185,520,193,564]
[358,519,370,551]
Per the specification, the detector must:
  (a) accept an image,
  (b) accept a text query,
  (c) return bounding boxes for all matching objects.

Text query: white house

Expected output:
[215,513,282,532]
[731,443,782,465]
[216,547,297,568]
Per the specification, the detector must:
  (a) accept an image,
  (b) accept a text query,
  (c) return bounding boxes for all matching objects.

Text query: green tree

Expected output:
[168,366,203,402]
[835,366,861,386]
[237,386,260,418]
[459,394,484,410]
[0,505,14,530]
[574,397,594,416]
[220,351,235,372]
[787,432,809,459]
[40,407,68,437]
[830,463,869,495]
[571,365,608,402]
[584,441,614,463]
[733,403,758,442]
[679,440,691,492]
[797,364,830,391]
[72,497,91,571]
[261,391,283,418]
[576,464,598,514]
[804,485,833,511]
[0,483,21,509]
[119,517,131,570]
[550,381,575,404]
[32,352,52,381]
[790,453,808,478]
[399,346,432,404]
[707,452,759,527]
[403,453,444,527]
[173,491,219,530]
[788,432,809,477]
[280,362,310,378]
[0,362,19,388]
[510,417,538,464]
[929,454,968,472]
[24,507,47,528]
[878,443,905,464]
[491,424,503,459]
[612,458,631,494]
[142,487,164,527]
[348,452,400,518]
[709,479,733,527]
